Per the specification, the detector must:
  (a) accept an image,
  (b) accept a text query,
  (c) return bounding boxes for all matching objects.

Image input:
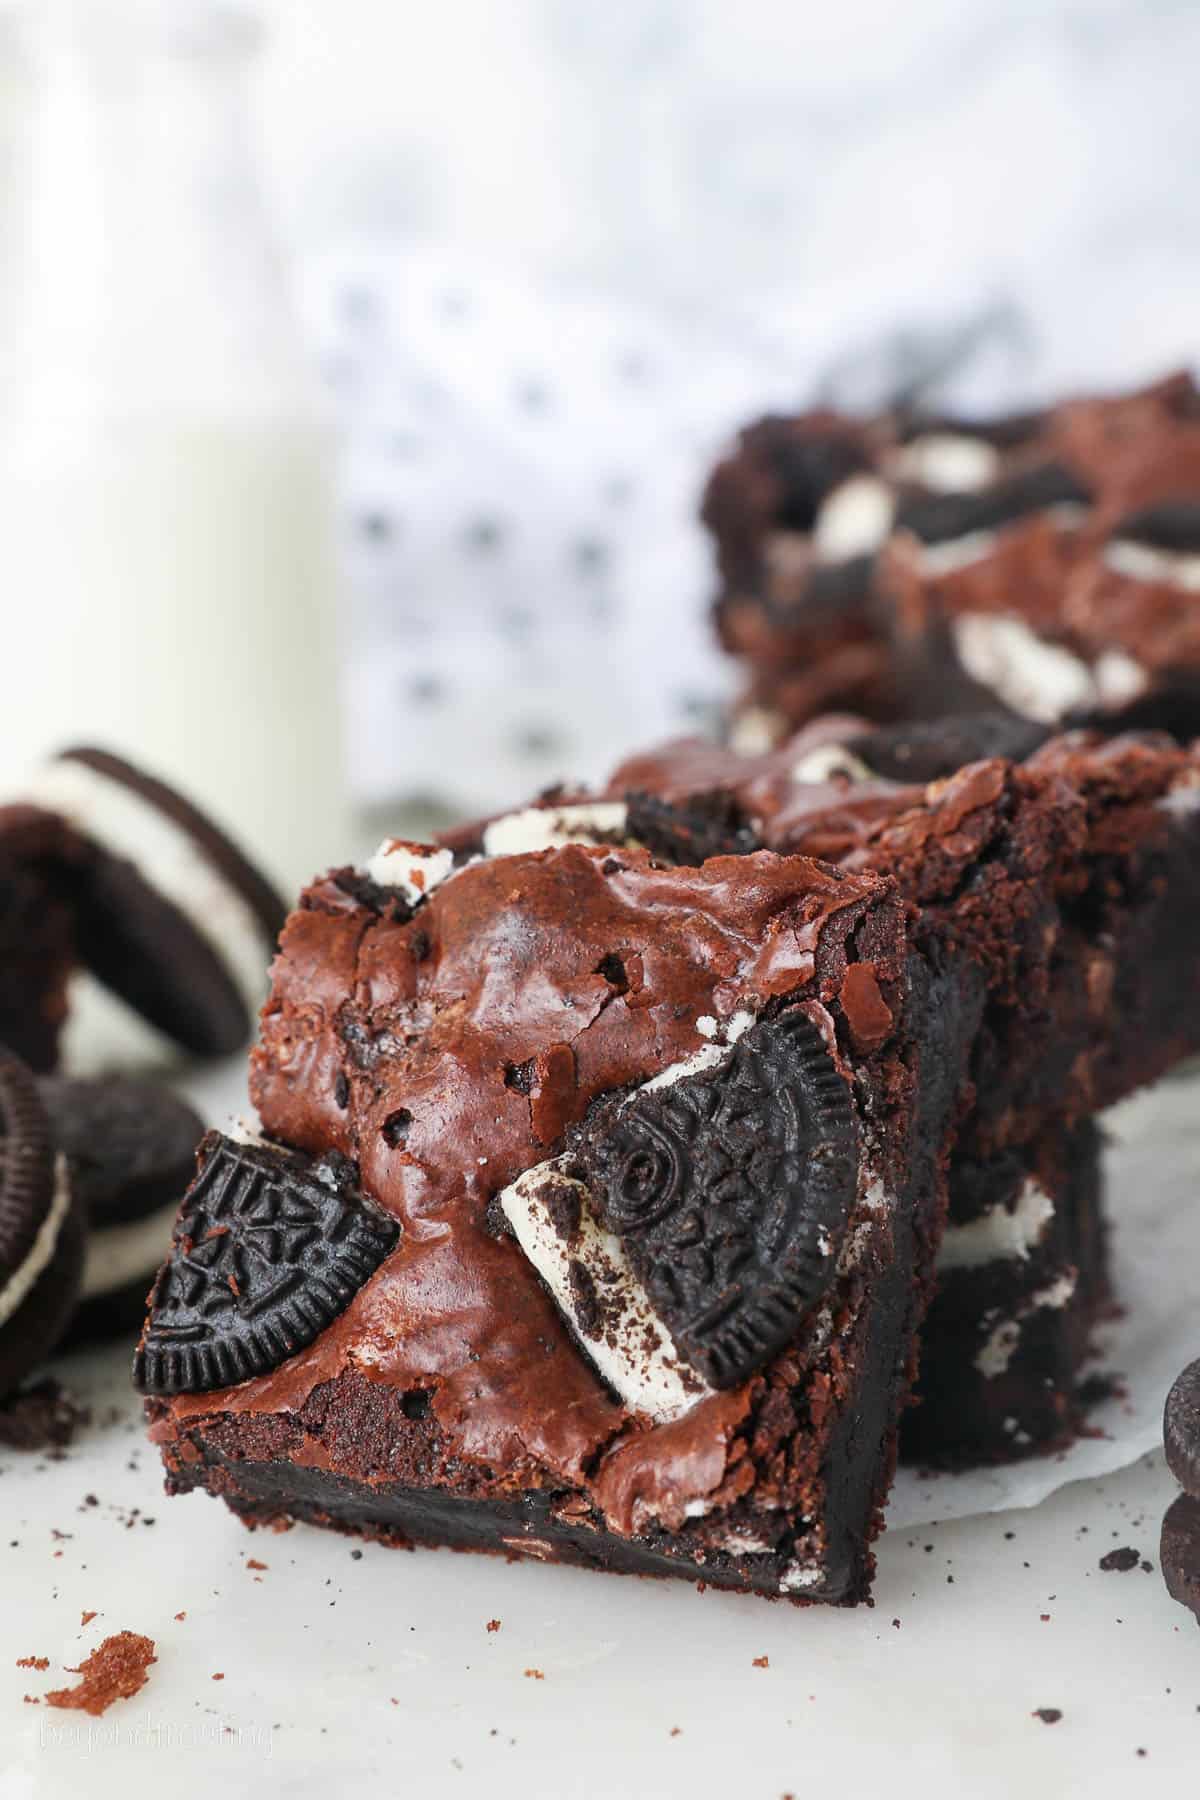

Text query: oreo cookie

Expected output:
[1165,1357,1200,1499]
[894,462,1091,546]
[38,1077,203,1345]
[756,417,874,534]
[0,1049,86,1399]
[568,1011,859,1388]
[24,748,286,1058]
[0,806,88,1074]
[133,1132,400,1395]
[623,790,759,867]
[1160,1493,1200,1628]
[1110,500,1200,553]
[846,714,1052,784]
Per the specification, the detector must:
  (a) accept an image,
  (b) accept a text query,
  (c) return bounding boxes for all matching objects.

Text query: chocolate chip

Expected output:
[133,1133,399,1395]
[569,1011,858,1387]
[400,1389,433,1421]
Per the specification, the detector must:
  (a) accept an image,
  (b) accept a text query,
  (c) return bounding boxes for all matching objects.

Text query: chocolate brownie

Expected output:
[22,748,286,1057]
[704,370,1200,746]
[906,1117,1108,1466]
[0,806,88,1073]
[142,839,984,1605]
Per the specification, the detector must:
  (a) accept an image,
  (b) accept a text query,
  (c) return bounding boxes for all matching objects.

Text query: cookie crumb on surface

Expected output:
[43,1632,156,1716]
[80,1611,96,1627]
[16,1656,49,1670]
[523,1668,544,1680]
[752,1655,769,1668]
[485,1619,501,1633]
[1033,1708,1063,1724]
[246,1558,268,1571]
[1099,1546,1140,1573]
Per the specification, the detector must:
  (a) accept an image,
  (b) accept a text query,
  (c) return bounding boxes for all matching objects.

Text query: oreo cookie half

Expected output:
[39,1077,204,1345]
[24,748,286,1058]
[0,1049,86,1397]
[133,1132,400,1395]
[1165,1357,1200,1499]
[568,1011,859,1389]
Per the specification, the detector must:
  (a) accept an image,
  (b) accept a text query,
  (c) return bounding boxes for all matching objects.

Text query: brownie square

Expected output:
[143,842,983,1606]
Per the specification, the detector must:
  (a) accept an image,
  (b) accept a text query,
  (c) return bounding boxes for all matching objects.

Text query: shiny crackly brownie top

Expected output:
[154,839,925,1533]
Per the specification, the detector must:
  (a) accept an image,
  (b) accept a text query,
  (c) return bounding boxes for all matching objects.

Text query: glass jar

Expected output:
[0,0,348,893]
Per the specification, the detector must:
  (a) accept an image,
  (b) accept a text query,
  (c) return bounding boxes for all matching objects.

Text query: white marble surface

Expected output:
[3,1056,1199,1798]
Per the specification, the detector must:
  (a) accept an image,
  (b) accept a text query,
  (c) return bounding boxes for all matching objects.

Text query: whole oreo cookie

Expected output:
[39,1077,203,1345]
[0,1049,86,1398]
[1160,1493,1200,1627]
[24,748,286,1058]
[133,1132,400,1395]
[569,1010,859,1388]
[1164,1357,1200,1499]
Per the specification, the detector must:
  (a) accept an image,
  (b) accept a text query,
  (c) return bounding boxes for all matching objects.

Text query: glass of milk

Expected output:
[0,0,348,894]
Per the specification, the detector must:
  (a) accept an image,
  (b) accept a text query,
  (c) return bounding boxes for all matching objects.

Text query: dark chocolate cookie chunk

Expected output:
[624,790,759,867]
[754,418,874,534]
[28,748,287,1059]
[569,1011,858,1387]
[1160,1492,1200,1627]
[0,1049,86,1397]
[894,462,1091,545]
[847,714,1052,783]
[1164,1357,1200,1499]
[133,1132,400,1395]
[1110,500,1200,553]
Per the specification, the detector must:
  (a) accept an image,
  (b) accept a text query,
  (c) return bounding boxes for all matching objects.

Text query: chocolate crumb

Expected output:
[212,1672,225,1682]
[0,1380,89,1451]
[1100,1546,1140,1573]
[1033,1708,1062,1724]
[246,1559,268,1571]
[16,1656,49,1670]
[486,1620,501,1633]
[524,1669,544,1680]
[752,1655,769,1669]
[173,1611,186,1622]
[44,1632,156,1715]
[80,1611,96,1627]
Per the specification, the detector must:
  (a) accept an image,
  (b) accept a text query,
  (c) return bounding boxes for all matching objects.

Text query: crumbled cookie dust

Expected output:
[365,839,454,907]
[43,1633,157,1715]
[0,1377,89,1451]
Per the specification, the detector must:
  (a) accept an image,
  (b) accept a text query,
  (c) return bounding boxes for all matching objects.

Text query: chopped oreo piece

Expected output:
[133,1132,400,1395]
[1164,1357,1200,1499]
[847,714,1052,783]
[1110,500,1200,552]
[1160,1492,1200,1627]
[893,406,1047,452]
[894,463,1092,545]
[568,1011,859,1387]
[624,790,759,866]
[756,419,874,533]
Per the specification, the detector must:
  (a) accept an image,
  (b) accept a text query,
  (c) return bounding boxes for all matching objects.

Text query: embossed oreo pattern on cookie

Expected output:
[133,1133,400,1395]
[569,1011,859,1388]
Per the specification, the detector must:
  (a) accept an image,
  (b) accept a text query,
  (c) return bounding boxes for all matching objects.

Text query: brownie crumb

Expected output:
[1033,1708,1063,1725]
[486,1620,501,1634]
[524,1669,544,1680]
[44,1632,156,1715]
[212,1672,225,1682]
[173,1611,186,1622]
[752,1655,769,1669]
[80,1612,96,1627]
[1099,1547,1140,1573]
[246,1559,268,1571]
[0,1380,89,1451]
[16,1656,49,1671]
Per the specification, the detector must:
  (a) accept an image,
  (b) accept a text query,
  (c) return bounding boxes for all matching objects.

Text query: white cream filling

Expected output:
[812,474,894,562]
[778,1561,823,1593]
[500,1159,712,1424]
[790,743,875,786]
[481,802,630,858]
[887,433,1002,493]
[952,613,1148,722]
[25,758,271,1017]
[1161,775,1200,815]
[81,1196,180,1301]
[365,839,454,906]
[0,1155,72,1330]
[1104,539,1200,591]
[728,706,786,756]
[937,1177,1055,1274]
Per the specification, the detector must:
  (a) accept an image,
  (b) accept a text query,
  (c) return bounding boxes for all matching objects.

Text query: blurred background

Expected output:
[4,0,1199,883]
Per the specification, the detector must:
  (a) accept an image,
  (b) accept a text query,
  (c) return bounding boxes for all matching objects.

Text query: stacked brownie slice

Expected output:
[703,369,1200,749]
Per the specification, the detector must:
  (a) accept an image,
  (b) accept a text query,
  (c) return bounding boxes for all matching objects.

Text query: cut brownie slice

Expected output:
[907,1117,1108,1467]
[142,841,983,1605]
[702,370,1200,745]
